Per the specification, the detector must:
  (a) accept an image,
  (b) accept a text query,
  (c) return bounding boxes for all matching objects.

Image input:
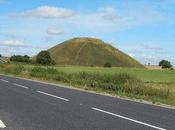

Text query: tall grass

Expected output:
[0,63,24,74]
[29,67,172,100]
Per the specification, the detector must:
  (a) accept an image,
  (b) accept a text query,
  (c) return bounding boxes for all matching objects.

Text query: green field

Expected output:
[17,64,175,83]
[54,66,175,83]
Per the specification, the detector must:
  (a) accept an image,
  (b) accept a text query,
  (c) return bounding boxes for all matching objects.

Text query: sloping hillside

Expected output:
[48,37,144,68]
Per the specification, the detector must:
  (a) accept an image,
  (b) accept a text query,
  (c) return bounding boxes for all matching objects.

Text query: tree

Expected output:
[36,50,55,65]
[24,55,30,59]
[0,54,2,57]
[159,60,172,69]
[10,55,30,63]
[104,62,112,68]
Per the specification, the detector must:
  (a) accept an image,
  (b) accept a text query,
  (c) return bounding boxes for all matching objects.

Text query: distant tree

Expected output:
[24,55,30,59]
[90,64,94,67]
[159,60,172,69]
[0,54,2,57]
[104,62,112,68]
[36,50,55,65]
[10,55,30,63]
[159,60,166,66]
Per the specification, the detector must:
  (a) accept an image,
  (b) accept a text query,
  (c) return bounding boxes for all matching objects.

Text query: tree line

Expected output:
[9,51,55,65]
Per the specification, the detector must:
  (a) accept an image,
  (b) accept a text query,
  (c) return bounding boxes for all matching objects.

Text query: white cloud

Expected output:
[47,28,65,35]
[121,42,167,65]
[13,6,75,19]
[67,6,166,33]
[0,39,48,56]
[0,39,25,47]
[141,44,164,51]
[8,6,167,34]
[98,7,120,21]
[128,53,136,57]
[0,39,46,48]
[125,42,165,55]
[136,54,163,65]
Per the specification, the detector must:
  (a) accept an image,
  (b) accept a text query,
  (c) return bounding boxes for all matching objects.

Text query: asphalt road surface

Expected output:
[0,75,175,130]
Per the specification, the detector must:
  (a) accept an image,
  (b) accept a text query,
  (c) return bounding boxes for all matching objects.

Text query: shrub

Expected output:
[90,64,94,67]
[104,62,112,68]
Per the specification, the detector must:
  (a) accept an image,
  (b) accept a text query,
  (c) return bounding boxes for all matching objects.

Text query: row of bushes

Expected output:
[10,55,31,63]
[30,67,172,99]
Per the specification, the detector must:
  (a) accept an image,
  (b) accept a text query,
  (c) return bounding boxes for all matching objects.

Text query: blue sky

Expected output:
[0,0,175,65]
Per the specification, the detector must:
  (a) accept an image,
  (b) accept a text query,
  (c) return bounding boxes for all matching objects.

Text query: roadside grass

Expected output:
[0,63,175,106]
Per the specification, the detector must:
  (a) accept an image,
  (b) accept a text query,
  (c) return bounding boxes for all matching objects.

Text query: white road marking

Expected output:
[91,107,167,130]
[13,83,29,89]
[0,120,6,128]
[37,91,69,102]
[0,79,9,83]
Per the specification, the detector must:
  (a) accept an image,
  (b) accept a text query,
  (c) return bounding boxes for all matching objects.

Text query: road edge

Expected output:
[0,73,175,110]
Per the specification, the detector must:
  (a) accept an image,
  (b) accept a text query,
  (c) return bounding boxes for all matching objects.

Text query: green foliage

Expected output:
[0,54,2,57]
[48,37,144,68]
[13,65,25,74]
[104,62,112,68]
[10,55,30,63]
[159,60,172,69]
[36,50,55,65]
[30,66,58,79]
[3,64,24,74]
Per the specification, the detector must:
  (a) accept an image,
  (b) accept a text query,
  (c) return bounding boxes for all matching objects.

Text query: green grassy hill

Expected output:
[48,37,144,68]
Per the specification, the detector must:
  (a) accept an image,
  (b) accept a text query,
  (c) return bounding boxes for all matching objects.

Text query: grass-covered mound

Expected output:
[48,37,144,68]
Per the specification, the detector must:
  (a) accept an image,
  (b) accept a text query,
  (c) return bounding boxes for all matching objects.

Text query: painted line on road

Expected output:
[91,107,167,130]
[0,120,6,128]
[37,91,69,102]
[0,79,9,83]
[13,83,29,89]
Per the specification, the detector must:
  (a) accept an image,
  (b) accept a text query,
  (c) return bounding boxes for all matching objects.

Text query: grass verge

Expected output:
[0,63,175,106]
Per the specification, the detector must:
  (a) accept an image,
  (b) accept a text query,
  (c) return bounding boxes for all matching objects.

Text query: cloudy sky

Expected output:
[0,0,175,65]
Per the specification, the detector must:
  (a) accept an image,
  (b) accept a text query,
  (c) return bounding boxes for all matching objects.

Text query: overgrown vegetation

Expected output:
[0,63,174,106]
[29,67,172,100]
